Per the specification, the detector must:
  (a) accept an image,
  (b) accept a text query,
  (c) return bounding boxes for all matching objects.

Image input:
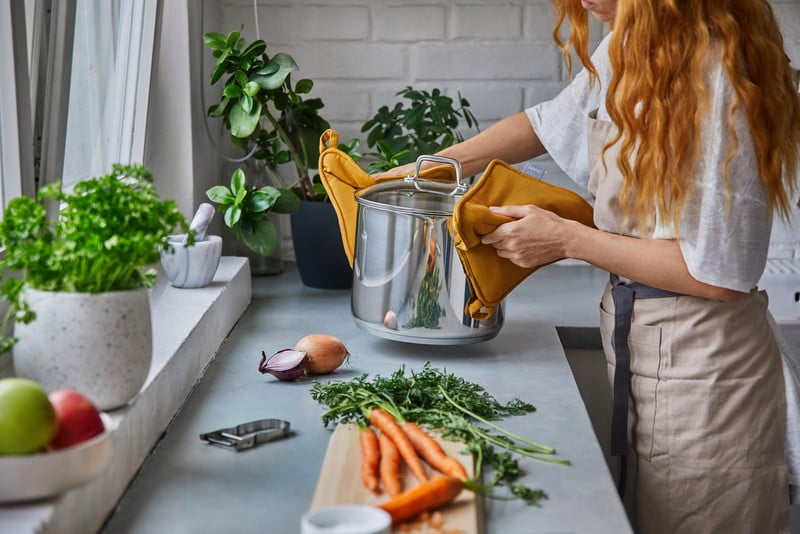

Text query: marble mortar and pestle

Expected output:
[160,203,222,288]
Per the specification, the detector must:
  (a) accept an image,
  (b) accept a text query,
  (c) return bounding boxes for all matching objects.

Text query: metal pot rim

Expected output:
[354,179,462,218]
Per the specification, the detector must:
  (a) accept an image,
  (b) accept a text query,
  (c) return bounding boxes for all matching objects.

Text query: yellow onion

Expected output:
[294,334,349,375]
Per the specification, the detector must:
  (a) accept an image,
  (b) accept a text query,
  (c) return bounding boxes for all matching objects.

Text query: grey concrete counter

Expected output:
[104,262,630,534]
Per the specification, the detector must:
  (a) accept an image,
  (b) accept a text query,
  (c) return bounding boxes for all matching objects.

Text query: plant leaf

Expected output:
[244,81,260,97]
[203,32,227,50]
[295,78,313,94]
[311,182,328,199]
[240,218,277,256]
[242,40,267,60]
[224,204,242,227]
[271,188,300,214]
[206,185,234,205]
[241,93,253,114]
[225,30,241,49]
[231,168,246,191]
[210,63,228,85]
[251,53,298,90]
[223,84,242,99]
[229,99,261,138]
[208,97,230,118]
[234,185,247,204]
[235,70,248,88]
[272,91,289,111]
[254,62,280,76]
[247,186,281,212]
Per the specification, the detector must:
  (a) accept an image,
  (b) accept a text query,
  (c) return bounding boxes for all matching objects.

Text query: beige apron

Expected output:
[587,110,790,534]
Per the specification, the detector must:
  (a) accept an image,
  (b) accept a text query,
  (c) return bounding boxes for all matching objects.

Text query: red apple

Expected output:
[47,390,105,450]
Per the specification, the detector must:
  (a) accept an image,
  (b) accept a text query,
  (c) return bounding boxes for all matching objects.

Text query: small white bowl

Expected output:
[301,505,391,534]
[160,234,222,289]
[0,413,114,503]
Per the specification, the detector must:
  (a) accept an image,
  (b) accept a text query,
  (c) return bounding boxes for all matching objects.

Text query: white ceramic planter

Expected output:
[12,288,153,410]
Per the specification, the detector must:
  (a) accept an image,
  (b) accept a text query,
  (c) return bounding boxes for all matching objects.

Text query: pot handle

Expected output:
[409,155,467,196]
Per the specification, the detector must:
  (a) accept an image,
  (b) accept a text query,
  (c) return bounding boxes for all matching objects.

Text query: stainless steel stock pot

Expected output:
[351,156,504,345]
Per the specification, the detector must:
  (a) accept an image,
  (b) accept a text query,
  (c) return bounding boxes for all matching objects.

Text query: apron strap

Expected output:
[609,273,683,497]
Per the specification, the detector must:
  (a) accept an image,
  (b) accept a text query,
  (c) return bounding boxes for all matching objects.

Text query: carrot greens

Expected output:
[310,363,569,506]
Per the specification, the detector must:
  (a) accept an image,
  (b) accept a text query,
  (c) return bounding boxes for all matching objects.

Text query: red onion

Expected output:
[258,349,307,381]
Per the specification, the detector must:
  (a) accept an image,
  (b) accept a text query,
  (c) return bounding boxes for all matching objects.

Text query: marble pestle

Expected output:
[185,202,216,243]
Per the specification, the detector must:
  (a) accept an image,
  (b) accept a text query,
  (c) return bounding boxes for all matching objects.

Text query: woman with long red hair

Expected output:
[375,0,800,531]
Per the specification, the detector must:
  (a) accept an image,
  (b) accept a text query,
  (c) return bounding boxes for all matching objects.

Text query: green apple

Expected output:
[0,378,58,455]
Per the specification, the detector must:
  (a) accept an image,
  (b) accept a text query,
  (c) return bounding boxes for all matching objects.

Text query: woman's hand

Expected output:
[480,205,570,268]
[371,162,422,181]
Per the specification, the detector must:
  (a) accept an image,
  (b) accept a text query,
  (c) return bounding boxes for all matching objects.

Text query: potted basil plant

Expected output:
[0,164,189,410]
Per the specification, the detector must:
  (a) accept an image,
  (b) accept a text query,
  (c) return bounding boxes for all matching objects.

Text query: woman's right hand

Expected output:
[370,162,418,181]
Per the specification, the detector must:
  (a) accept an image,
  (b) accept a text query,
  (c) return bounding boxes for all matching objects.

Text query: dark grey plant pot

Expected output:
[290,200,353,289]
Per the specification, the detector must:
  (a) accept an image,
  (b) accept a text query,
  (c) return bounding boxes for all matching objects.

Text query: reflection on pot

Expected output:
[403,264,444,330]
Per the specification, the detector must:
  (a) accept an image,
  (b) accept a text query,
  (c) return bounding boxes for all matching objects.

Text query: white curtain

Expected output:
[61,0,150,187]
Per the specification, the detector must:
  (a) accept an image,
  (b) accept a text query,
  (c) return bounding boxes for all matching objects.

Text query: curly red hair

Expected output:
[553,0,800,232]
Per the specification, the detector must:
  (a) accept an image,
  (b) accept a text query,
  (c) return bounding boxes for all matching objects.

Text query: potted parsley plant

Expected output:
[0,164,189,410]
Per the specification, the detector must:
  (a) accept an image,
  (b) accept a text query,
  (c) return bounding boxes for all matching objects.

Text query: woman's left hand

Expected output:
[480,205,569,268]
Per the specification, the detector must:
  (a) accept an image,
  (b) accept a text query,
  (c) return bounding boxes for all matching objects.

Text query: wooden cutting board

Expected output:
[310,423,483,533]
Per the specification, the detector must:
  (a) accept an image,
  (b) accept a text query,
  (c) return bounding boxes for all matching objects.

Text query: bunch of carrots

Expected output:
[311,363,570,523]
[361,407,468,524]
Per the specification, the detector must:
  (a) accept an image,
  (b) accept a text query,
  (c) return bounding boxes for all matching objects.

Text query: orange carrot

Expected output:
[378,476,464,525]
[378,431,403,496]
[360,427,380,493]
[369,408,428,484]
[403,422,468,481]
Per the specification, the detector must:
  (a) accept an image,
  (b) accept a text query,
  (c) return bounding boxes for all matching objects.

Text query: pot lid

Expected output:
[355,155,468,217]
[355,179,465,217]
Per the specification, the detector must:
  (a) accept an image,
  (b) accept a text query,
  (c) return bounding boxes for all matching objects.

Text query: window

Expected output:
[0,0,161,203]
[60,0,160,188]
[0,1,34,211]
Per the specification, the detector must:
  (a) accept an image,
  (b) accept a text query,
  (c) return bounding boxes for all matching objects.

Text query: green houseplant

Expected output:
[206,167,298,257]
[204,28,359,287]
[361,86,479,173]
[203,28,330,202]
[0,164,189,409]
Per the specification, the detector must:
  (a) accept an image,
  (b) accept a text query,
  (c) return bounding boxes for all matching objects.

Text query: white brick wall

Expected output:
[217,0,800,258]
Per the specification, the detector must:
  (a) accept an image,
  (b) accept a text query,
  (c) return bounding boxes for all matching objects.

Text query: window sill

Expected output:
[0,256,251,534]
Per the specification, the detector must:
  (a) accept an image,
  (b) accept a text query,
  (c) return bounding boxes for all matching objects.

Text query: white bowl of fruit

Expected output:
[0,378,114,503]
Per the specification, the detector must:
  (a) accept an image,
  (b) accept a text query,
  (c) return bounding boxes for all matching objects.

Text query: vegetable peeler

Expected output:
[199,419,292,451]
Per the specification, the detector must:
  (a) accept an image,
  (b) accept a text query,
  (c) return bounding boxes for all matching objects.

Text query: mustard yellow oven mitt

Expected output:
[450,159,595,320]
[318,129,455,266]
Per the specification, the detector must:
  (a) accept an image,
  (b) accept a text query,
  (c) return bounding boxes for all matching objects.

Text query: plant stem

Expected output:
[262,163,290,189]
[438,385,557,454]
[261,108,313,200]
[473,427,571,466]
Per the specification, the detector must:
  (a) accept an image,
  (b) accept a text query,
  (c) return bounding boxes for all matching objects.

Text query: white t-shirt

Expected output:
[526,33,772,293]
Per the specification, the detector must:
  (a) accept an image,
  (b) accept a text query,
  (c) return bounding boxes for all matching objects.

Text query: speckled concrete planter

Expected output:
[12,287,152,410]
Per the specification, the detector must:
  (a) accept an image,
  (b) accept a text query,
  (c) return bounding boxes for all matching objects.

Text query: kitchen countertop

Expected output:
[103,262,631,534]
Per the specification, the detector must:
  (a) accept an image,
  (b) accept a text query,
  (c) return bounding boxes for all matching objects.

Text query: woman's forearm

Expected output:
[371,111,547,179]
[438,112,547,176]
[565,220,745,301]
